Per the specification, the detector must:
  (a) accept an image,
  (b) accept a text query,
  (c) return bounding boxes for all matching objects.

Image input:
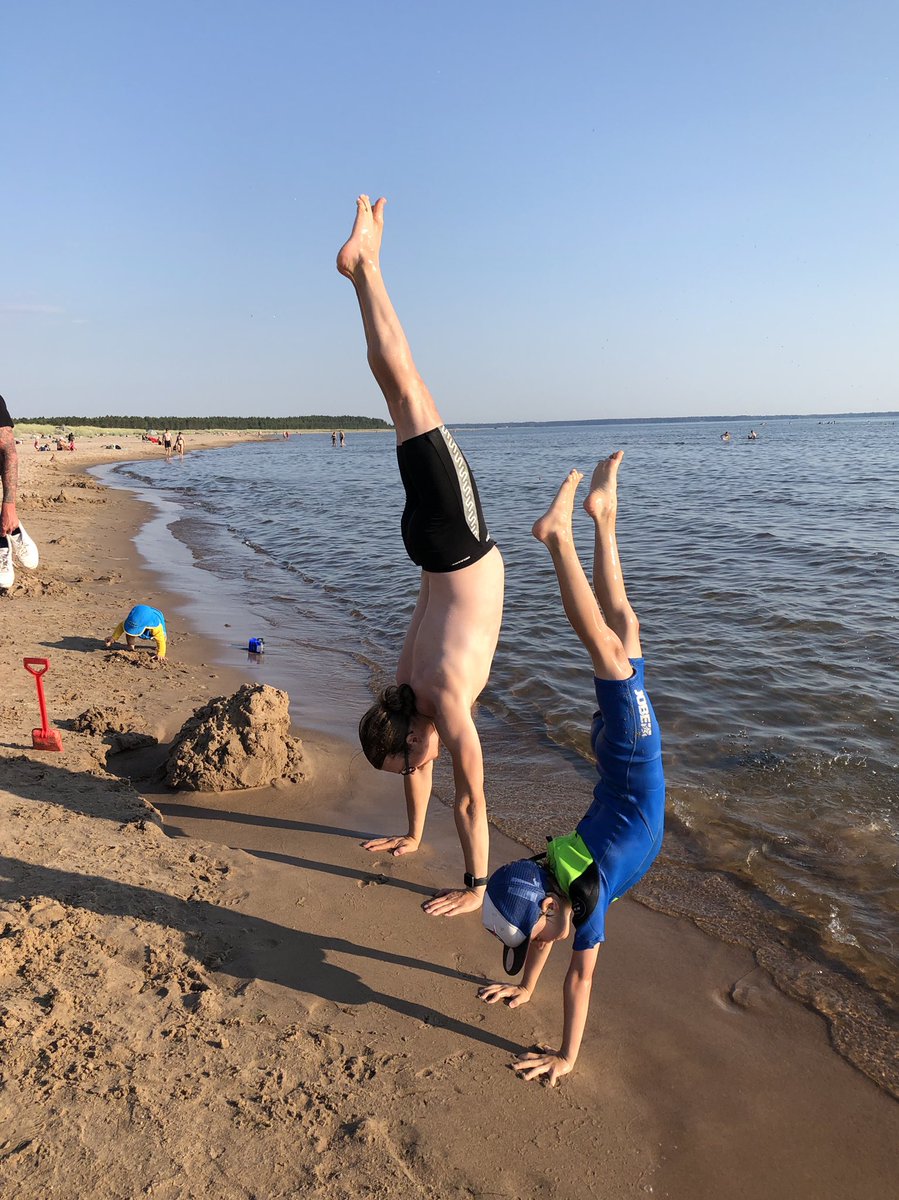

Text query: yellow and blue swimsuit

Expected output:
[112,604,167,658]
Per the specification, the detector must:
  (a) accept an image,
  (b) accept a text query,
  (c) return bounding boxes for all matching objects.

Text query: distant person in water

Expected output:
[477,454,665,1085]
[174,432,185,458]
[721,431,731,442]
[331,430,337,447]
[339,430,346,447]
[106,604,167,659]
[748,429,758,440]
[337,195,505,917]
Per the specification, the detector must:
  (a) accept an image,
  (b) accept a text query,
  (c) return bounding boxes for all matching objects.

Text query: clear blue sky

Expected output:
[2,1,896,421]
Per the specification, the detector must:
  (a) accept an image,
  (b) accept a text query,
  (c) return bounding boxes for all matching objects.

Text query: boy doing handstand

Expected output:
[478,453,665,1085]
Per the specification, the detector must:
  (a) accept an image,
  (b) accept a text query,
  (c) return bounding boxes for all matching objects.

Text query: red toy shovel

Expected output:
[23,657,64,752]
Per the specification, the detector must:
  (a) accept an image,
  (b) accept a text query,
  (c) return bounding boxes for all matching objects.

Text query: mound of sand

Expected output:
[72,706,140,736]
[166,683,304,791]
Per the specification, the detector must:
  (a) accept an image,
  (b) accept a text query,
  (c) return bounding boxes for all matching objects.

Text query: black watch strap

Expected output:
[464,872,488,889]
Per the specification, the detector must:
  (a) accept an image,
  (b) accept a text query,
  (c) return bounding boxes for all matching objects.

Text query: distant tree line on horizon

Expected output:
[19,414,392,431]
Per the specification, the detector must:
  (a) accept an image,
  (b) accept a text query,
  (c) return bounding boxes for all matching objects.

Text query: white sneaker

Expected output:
[0,540,13,589]
[9,523,39,569]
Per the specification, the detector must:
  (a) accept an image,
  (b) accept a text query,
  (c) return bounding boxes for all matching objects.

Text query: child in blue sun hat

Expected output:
[478,454,666,1086]
[106,604,167,659]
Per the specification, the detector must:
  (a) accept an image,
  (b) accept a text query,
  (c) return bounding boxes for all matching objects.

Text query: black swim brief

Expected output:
[396,426,496,573]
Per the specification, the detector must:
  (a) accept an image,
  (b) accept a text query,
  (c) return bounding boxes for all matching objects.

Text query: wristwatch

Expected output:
[464,872,488,889]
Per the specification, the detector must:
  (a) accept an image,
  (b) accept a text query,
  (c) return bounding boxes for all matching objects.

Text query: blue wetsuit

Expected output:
[546,658,665,950]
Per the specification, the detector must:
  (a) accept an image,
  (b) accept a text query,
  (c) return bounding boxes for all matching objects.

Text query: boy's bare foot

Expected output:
[336,194,386,280]
[583,451,624,522]
[532,470,584,545]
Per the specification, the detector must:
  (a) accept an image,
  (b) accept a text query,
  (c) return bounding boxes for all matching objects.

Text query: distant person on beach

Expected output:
[163,430,173,458]
[337,195,504,917]
[0,392,40,590]
[174,432,185,459]
[477,454,665,1085]
[105,604,167,659]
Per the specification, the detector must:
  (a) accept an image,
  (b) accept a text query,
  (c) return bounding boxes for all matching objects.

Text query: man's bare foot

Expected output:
[583,451,624,522]
[532,470,584,545]
[336,194,386,280]
[362,833,419,857]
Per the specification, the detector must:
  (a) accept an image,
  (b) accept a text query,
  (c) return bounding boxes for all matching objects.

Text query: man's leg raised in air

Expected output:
[583,451,643,661]
[532,470,633,682]
[337,195,441,443]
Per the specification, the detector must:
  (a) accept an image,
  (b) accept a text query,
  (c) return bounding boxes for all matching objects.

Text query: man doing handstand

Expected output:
[337,196,505,918]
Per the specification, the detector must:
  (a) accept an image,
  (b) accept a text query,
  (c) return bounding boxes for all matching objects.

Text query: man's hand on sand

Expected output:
[362,834,419,857]
[422,887,483,917]
[512,1050,573,1087]
[477,982,531,1009]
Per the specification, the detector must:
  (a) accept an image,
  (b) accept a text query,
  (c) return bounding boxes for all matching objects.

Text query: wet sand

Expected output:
[0,437,896,1199]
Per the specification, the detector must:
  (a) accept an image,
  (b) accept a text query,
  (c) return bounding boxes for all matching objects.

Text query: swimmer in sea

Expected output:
[106,604,167,659]
[477,454,665,1084]
[337,195,505,918]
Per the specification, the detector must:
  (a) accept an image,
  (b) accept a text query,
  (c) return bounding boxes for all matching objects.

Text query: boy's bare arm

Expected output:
[513,946,600,1085]
[477,939,553,1008]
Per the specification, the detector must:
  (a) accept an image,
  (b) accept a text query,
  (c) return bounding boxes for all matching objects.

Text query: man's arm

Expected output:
[422,704,488,916]
[513,946,600,1086]
[0,426,19,535]
[362,759,433,856]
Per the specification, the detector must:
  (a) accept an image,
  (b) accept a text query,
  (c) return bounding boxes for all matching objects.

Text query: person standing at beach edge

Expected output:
[0,392,40,590]
[337,195,505,917]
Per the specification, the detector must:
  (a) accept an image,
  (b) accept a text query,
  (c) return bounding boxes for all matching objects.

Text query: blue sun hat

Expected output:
[123,604,163,637]
[482,859,551,975]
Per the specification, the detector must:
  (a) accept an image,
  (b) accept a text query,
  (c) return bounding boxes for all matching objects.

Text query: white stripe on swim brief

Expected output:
[438,425,481,543]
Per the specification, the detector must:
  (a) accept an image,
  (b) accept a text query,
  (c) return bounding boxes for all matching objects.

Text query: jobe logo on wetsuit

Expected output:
[634,689,653,738]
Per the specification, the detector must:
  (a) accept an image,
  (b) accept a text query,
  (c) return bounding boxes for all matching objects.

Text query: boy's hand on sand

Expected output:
[362,834,419,856]
[422,887,483,917]
[477,983,531,1009]
[513,1050,573,1087]
[104,637,113,647]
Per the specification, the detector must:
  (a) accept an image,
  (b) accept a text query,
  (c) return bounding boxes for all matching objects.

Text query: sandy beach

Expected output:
[1,437,896,1200]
